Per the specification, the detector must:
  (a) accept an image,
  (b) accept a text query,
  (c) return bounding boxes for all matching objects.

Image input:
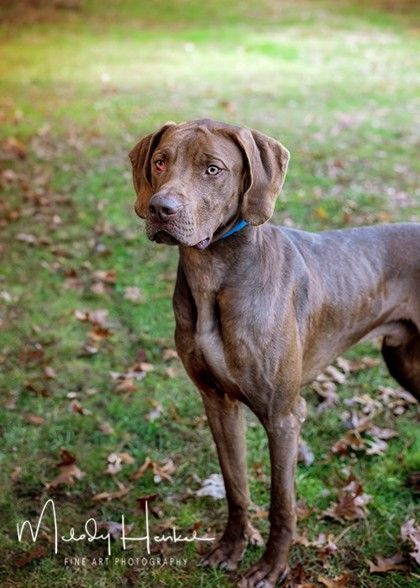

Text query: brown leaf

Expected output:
[23,413,45,426]
[165,366,177,379]
[295,500,314,521]
[68,400,91,415]
[43,365,57,379]
[137,361,154,373]
[318,573,352,588]
[15,546,47,567]
[131,457,175,484]
[136,493,158,513]
[323,479,371,522]
[323,364,347,385]
[46,463,85,489]
[98,420,114,434]
[368,552,408,573]
[74,308,109,327]
[331,430,365,455]
[347,356,381,372]
[131,457,153,481]
[311,380,338,413]
[89,324,112,341]
[162,348,178,361]
[106,452,135,475]
[93,269,116,284]
[114,377,138,393]
[92,482,130,502]
[248,523,264,546]
[378,386,418,415]
[401,519,420,565]
[3,136,27,159]
[57,449,76,466]
[11,466,22,482]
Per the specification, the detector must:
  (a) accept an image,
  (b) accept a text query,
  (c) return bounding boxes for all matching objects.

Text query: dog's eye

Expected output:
[206,165,221,176]
[154,159,166,172]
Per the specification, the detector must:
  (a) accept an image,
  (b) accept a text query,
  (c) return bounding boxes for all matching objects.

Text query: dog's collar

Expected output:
[219,219,249,240]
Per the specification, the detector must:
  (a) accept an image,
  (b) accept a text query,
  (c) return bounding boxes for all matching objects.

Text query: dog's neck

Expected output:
[178,224,262,294]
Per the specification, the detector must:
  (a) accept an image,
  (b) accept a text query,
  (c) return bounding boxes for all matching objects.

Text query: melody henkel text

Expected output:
[16,498,216,556]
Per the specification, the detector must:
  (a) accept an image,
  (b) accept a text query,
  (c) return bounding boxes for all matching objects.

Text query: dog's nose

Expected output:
[149,194,182,222]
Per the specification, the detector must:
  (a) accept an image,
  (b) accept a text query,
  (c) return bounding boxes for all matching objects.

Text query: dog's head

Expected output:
[129,119,289,249]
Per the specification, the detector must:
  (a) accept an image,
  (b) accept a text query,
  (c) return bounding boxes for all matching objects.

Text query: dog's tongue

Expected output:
[194,237,210,250]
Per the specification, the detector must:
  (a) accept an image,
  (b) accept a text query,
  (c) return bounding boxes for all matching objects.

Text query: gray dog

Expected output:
[129,119,420,587]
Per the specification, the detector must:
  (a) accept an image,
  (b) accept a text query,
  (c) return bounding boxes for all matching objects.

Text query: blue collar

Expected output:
[220,219,249,240]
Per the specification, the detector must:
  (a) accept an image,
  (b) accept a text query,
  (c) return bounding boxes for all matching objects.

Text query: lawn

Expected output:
[0,1,419,586]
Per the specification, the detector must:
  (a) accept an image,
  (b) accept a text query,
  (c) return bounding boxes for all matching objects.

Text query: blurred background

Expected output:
[0,2,419,587]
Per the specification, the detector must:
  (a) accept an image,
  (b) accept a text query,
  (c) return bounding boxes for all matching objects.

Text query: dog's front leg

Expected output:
[199,392,259,571]
[239,395,306,588]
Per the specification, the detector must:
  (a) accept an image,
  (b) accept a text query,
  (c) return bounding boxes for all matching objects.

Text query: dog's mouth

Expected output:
[153,230,181,246]
[152,230,211,250]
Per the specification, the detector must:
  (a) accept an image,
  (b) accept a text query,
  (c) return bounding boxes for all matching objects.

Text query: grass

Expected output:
[0,1,419,586]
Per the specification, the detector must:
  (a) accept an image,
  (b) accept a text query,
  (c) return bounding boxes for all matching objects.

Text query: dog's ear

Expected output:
[234,127,290,226]
[128,122,176,218]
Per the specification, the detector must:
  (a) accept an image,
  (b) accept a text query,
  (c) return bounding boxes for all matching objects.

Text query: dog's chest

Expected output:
[193,298,236,387]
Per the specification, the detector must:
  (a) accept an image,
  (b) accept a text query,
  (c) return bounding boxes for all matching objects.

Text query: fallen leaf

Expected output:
[401,519,420,565]
[365,437,388,456]
[45,449,85,489]
[196,473,226,500]
[165,366,177,379]
[43,365,57,379]
[96,521,134,541]
[16,232,38,245]
[331,430,365,455]
[323,364,347,385]
[98,420,114,434]
[368,552,408,573]
[92,482,130,502]
[377,386,417,415]
[11,466,22,482]
[318,572,352,587]
[323,479,371,522]
[162,348,178,361]
[347,356,381,372]
[15,546,47,567]
[93,269,116,284]
[23,413,45,426]
[68,400,91,415]
[46,461,85,489]
[146,402,163,422]
[123,286,143,302]
[311,380,338,413]
[106,452,135,475]
[131,457,153,481]
[136,494,162,517]
[3,136,27,159]
[298,438,315,466]
[153,458,175,483]
[295,500,314,521]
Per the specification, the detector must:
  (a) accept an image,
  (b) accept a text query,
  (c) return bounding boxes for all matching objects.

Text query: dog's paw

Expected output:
[200,538,248,572]
[237,560,289,588]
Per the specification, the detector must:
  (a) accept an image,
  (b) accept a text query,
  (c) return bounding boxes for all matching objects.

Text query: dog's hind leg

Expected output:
[382,321,420,399]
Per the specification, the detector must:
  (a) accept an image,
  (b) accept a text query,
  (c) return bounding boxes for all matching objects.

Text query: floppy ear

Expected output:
[235,127,290,226]
[128,122,176,218]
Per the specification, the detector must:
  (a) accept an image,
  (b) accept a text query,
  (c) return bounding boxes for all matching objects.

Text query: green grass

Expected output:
[0,1,419,586]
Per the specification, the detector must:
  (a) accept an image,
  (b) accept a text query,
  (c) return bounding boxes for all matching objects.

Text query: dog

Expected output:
[129,119,420,587]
